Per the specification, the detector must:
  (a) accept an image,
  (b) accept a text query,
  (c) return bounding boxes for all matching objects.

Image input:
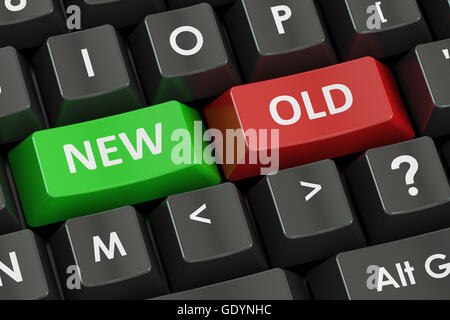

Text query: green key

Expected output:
[9,101,221,227]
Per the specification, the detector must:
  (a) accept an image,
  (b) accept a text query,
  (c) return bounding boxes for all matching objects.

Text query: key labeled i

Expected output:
[81,48,95,78]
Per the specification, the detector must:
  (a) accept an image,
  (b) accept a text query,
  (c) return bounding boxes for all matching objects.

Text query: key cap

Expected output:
[319,0,432,60]
[0,0,66,49]
[9,101,221,227]
[129,3,241,104]
[50,206,167,299]
[0,46,46,143]
[308,228,450,299]
[396,39,450,137]
[248,159,366,268]
[154,268,308,300]
[63,0,166,29]
[0,230,60,300]
[204,57,414,181]
[33,24,145,126]
[149,182,267,291]
[0,157,21,235]
[419,0,450,39]
[167,0,236,10]
[345,137,450,244]
[224,0,336,82]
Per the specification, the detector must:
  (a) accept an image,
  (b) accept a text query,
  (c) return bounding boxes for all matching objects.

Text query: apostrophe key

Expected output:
[0,47,46,143]
[319,0,432,60]
[419,0,450,39]
[396,39,450,137]
[129,3,241,104]
[248,160,366,268]
[0,230,60,300]
[224,0,336,82]
[63,0,166,28]
[0,157,21,235]
[154,268,309,300]
[33,25,145,126]
[50,206,167,300]
[308,228,450,300]
[204,57,414,181]
[149,183,267,291]
[345,137,450,244]
[0,0,66,49]
[9,101,221,227]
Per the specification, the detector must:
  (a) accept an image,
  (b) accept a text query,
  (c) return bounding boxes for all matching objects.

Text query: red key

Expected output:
[204,57,414,181]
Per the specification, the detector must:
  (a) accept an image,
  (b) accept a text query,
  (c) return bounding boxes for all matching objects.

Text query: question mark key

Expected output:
[345,137,450,244]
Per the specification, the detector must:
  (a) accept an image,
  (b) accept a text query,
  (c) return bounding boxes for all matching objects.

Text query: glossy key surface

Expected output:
[9,101,221,227]
[204,57,414,181]
[308,228,450,300]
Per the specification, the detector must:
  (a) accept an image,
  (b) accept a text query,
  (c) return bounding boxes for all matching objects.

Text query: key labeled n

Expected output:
[93,232,127,263]
[0,252,23,286]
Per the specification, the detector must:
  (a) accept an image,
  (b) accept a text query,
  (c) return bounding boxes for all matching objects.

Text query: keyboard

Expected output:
[0,0,449,301]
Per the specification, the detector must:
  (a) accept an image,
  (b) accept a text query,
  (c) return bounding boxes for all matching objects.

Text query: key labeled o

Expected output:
[170,26,204,56]
[270,95,301,126]
[4,0,27,11]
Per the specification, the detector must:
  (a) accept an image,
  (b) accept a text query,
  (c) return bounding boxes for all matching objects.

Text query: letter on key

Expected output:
[129,3,241,104]
[33,25,145,126]
[8,101,221,227]
[149,183,268,291]
[0,230,60,300]
[204,57,414,181]
[50,206,167,299]
[308,228,450,299]
[225,0,336,82]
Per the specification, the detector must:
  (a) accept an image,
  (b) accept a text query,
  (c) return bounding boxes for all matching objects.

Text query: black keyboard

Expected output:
[0,0,449,301]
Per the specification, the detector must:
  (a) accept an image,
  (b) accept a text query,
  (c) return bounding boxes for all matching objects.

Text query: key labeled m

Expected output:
[93,232,127,263]
[0,251,23,286]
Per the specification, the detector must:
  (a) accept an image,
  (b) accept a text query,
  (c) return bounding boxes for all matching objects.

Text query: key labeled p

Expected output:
[271,5,292,35]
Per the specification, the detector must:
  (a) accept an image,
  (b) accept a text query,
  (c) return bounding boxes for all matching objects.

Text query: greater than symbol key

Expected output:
[300,181,322,202]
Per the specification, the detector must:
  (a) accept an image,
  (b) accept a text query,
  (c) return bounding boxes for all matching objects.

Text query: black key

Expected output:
[319,0,432,60]
[167,0,235,10]
[0,0,66,49]
[0,230,60,300]
[308,228,450,300]
[248,159,366,268]
[224,0,336,82]
[33,24,145,126]
[396,39,450,137]
[0,46,46,143]
[129,3,241,104]
[0,158,21,235]
[63,0,166,29]
[419,0,450,39]
[345,137,450,244]
[154,268,309,300]
[149,182,267,291]
[50,206,167,300]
